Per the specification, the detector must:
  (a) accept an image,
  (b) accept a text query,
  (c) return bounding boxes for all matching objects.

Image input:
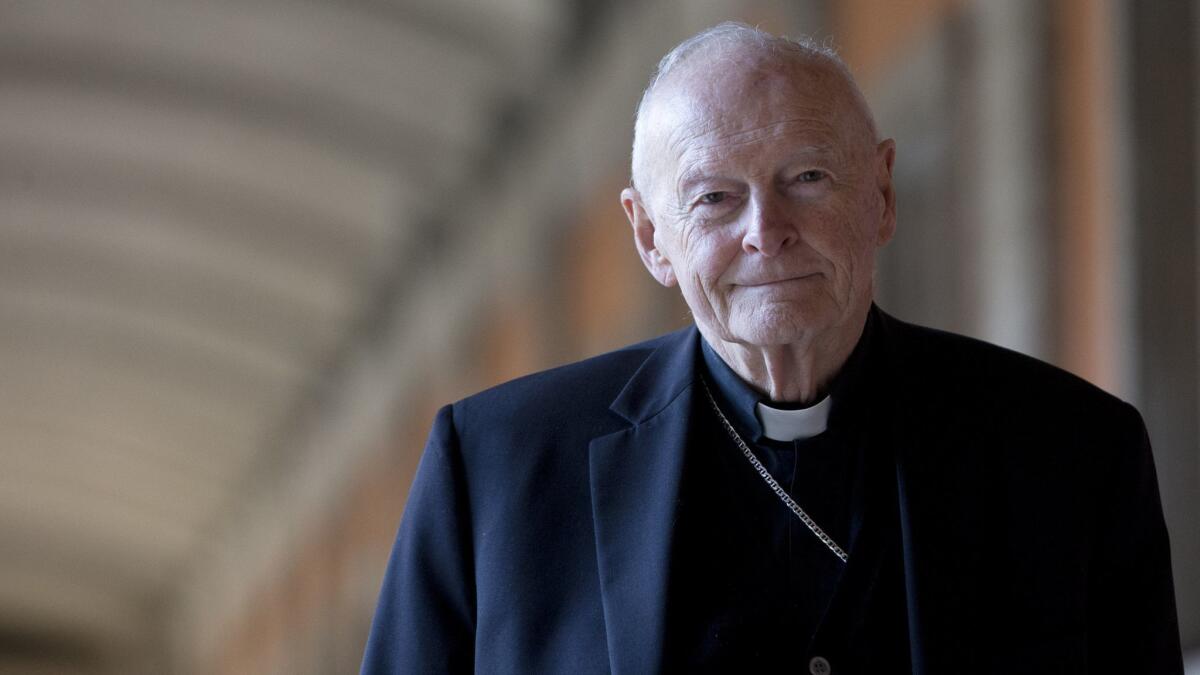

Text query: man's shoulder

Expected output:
[879,310,1138,423]
[450,327,694,433]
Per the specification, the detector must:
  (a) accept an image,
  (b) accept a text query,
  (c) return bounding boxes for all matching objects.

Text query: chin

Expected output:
[728,306,827,346]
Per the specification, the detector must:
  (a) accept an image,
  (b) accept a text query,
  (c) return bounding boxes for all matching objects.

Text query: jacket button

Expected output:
[809,655,831,675]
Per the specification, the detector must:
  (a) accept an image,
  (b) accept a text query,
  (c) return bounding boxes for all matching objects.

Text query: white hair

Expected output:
[630,22,866,191]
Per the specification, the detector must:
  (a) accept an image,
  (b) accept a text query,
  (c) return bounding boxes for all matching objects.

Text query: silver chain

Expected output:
[699,377,850,564]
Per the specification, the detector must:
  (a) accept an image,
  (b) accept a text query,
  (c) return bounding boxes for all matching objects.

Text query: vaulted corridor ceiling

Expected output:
[0,0,570,665]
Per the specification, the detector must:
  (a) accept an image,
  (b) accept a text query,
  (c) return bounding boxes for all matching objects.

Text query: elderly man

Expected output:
[362,23,1182,674]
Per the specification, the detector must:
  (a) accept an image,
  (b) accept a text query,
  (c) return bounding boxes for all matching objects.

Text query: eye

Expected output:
[797,170,824,183]
[698,191,727,205]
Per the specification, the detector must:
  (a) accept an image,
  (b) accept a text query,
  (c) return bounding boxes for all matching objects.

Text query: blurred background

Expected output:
[0,0,1197,673]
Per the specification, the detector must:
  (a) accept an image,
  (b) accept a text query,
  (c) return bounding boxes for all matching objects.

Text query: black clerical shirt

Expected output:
[662,314,909,672]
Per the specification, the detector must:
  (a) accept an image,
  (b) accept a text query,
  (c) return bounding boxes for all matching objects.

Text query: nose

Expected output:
[741,192,799,256]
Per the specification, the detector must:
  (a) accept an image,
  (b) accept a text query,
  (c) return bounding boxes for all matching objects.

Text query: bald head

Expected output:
[630,23,879,202]
[619,22,897,385]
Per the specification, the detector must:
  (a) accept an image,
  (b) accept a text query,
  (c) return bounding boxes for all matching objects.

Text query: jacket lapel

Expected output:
[875,309,993,673]
[588,327,699,675]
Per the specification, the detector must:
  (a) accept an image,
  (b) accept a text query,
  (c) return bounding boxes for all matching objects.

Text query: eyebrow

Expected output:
[675,144,839,195]
[677,171,730,196]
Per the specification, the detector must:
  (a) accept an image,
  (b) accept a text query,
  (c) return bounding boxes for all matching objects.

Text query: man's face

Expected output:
[624,53,895,348]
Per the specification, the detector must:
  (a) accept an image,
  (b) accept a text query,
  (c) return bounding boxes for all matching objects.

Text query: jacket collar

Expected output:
[607,325,700,424]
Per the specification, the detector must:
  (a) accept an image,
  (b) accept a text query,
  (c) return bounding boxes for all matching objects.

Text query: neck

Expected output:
[703,305,870,405]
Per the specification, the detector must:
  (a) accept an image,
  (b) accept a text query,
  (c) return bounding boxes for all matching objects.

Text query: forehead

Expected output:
[647,54,862,178]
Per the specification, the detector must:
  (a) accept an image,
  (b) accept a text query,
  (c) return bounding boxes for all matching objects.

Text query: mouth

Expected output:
[737,273,820,288]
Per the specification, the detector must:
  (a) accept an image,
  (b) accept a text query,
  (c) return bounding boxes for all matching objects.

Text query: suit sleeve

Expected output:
[1087,403,1183,673]
[361,404,476,674]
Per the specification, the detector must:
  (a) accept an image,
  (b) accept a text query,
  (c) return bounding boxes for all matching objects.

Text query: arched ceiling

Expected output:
[0,0,569,666]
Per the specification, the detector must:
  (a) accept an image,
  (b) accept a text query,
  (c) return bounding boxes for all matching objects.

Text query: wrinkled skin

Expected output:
[622,47,896,403]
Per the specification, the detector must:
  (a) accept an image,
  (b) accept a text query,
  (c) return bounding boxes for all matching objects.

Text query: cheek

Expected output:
[812,204,877,267]
[679,225,741,283]
[697,236,743,286]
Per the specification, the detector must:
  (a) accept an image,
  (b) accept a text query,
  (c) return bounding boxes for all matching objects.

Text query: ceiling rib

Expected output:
[0,2,503,153]
[5,418,231,496]
[0,85,404,240]
[0,412,245,487]
[0,204,355,325]
[0,378,259,460]
[0,143,385,276]
[0,46,467,191]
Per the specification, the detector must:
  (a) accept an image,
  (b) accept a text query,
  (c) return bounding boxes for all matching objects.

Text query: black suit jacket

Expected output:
[361,308,1182,674]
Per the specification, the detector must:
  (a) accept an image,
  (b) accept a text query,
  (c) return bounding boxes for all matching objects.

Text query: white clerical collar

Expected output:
[755,396,832,441]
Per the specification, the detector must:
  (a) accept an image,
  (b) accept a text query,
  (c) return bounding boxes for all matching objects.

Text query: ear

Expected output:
[874,139,897,246]
[621,186,677,287]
